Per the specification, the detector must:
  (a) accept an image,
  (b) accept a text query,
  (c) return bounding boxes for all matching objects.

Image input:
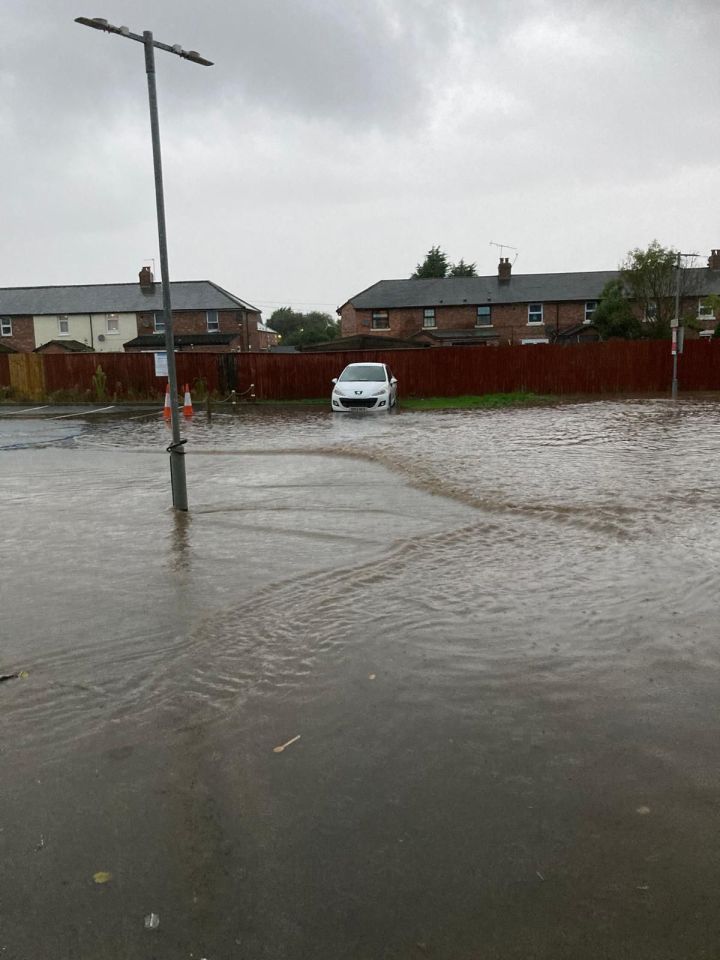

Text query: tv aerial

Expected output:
[489,241,518,265]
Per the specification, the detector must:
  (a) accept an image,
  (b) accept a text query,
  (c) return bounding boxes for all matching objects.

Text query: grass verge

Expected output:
[400,392,555,410]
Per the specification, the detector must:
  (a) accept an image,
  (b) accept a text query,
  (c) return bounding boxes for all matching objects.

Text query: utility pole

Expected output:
[75,17,213,510]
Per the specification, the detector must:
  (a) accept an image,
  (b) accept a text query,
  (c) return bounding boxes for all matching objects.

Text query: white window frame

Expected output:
[106,313,120,335]
[0,317,12,337]
[422,307,436,329]
[521,338,549,345]
[57,315,70,336]
[584,300,598,324]
[476,305,492,327]
[207,309,220,332]
[371,311,389,330]
[153,312,165,334]
[698,299,715,320]
[528,303,544,325]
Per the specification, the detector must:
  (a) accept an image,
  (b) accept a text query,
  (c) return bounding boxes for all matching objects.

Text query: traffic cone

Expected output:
[183,383,194,418]
[163,383,171,421]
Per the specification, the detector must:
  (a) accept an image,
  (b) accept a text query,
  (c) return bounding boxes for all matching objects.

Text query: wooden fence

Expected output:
[1,341,719,401]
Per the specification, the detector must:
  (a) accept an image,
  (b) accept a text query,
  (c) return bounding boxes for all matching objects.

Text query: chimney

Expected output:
[139,265,154,288]
[708,250,720,271]
[498,257,512,282]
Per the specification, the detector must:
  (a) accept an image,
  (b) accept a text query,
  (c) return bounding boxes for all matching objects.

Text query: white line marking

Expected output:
[2,405,49,415]
[50,405,116,420]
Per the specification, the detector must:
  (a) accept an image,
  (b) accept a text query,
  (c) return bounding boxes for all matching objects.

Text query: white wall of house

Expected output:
[33,313,138,351]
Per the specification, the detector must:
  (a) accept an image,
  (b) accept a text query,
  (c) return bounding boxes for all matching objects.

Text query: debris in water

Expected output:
[636,806,651,815]
[536,870,545,881]
[273,735,301,754]
[0,671,27,683]
[144,912,160,930]
[93,871,112,884]
[368,673,376,680]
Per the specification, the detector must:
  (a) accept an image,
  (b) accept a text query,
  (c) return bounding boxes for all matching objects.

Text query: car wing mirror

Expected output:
[331,377,338,384]
[391,377,398,384]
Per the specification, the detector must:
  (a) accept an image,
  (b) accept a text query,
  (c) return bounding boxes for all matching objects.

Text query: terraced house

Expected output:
[0,267,277,354]
[338,253,720,346]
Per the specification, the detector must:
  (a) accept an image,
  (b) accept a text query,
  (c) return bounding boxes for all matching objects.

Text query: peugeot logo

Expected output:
[355,390,362,395]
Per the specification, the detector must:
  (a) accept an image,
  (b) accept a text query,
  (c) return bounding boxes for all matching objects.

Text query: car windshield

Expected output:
[338,365,386,383]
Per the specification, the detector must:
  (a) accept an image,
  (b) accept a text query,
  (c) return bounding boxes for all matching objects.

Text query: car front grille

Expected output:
[340,398,377,409]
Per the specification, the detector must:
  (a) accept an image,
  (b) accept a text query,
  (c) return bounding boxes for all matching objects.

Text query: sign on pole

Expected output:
[154,351,168,377]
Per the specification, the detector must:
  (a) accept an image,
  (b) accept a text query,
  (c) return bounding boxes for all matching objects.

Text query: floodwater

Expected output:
[2,399,720,959]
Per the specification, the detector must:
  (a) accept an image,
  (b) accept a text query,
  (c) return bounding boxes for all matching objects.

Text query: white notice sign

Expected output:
[154,352,168,377]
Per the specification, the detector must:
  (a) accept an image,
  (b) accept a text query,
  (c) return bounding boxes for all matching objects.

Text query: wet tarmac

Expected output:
[2,399,720,959]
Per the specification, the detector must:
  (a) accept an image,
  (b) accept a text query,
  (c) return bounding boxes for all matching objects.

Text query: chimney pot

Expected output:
[139,265,154,287]
[498,257,512,282]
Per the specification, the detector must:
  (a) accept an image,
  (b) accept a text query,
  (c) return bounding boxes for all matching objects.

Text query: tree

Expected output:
[268,307,339,347]
[620,240,699,339]
[449,258,478,277]
[591,280,643,340]
[412,245,449,278]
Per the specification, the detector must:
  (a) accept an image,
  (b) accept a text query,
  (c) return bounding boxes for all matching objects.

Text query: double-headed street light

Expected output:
[75,17,213,511]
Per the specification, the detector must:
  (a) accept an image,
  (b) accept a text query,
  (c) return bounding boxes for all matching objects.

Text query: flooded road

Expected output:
[2,399,720,959]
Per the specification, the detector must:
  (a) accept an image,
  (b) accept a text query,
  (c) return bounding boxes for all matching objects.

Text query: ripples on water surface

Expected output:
[4,398,717,755]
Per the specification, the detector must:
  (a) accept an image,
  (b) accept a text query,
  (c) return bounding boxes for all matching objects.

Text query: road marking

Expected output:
[49,405,116,420]
[2,405,49,415]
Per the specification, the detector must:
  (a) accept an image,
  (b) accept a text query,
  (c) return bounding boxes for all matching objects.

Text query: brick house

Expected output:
[0,266,265,354]
[338,253,720,346]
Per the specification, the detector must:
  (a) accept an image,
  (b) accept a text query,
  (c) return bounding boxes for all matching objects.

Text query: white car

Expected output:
[331,362,398,412]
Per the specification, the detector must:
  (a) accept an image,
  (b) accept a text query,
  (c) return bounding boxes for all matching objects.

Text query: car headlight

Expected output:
[333,387,344,396]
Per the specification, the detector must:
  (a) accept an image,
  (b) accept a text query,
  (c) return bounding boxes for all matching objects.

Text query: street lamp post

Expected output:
[671,251,698,401]
[75,17,213,511]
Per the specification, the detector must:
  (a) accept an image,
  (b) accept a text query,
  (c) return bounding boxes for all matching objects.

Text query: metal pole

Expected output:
[671,252,681,400]
[144,32,188,510]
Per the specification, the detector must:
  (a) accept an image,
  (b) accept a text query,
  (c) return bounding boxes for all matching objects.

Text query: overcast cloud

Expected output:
[2,0,719,317]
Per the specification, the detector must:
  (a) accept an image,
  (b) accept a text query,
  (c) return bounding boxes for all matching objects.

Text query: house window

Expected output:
[154,312,165,334]
[646,303,658,321]
[371,311,389,330]
[698,299,715,320]
[521,338,549,345]
[476,305,492,326]
[423,308,436,329]
[584,301,598,324]
[528,303,543,325]
[207,309,219,332]
[106,313,120,334]
[58,315,70,335]
[0,317,11,337]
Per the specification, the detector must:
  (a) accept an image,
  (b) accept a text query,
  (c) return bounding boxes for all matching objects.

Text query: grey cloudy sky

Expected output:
[2,0,719,318]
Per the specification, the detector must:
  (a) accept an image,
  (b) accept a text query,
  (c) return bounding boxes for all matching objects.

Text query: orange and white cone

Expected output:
[163,383,171,420]
[183,383,194,418]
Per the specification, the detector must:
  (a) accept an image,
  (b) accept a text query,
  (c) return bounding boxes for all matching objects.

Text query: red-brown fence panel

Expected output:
[234,341,688,400]
[678,339,720,391]
[2,340,719,402]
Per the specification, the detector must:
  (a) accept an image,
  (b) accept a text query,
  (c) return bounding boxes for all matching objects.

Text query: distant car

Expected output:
[331,362,398,412]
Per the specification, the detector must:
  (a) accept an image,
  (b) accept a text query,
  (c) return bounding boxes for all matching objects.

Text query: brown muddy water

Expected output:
[1,399,720,959]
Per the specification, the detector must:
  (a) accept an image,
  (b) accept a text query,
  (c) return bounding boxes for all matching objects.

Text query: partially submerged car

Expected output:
[331,362,398,412]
